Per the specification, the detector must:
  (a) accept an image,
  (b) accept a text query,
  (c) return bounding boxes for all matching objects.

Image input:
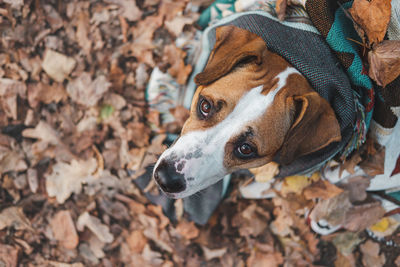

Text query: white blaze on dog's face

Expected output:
[153,26,341,199]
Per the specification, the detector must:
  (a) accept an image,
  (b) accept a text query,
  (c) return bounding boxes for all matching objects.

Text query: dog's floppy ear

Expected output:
[194,25,267,86]
[280,92,341,165]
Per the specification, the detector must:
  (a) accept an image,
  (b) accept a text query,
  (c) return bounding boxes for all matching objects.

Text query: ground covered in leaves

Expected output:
[1,0,400,266]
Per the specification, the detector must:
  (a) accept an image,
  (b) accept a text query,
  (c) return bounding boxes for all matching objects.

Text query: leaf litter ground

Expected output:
[1,1,400,266]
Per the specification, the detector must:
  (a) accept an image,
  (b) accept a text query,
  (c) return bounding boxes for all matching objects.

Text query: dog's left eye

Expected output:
[198,98,212,118]
[235,143,256,158]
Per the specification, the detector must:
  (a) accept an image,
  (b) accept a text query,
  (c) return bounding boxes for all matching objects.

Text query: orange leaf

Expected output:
[349,0,392,45]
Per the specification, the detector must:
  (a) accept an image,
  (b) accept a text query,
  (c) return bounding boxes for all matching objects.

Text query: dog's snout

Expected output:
[154,160,186,193]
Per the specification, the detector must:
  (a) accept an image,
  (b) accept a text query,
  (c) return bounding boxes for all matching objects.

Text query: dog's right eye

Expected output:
[198,98,212,119]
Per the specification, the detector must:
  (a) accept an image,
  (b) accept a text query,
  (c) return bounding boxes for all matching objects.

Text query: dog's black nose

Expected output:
[154,160,186,193]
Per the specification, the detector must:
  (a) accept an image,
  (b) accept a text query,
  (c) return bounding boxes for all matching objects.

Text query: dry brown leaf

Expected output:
[368,40,400,87]
[349,0,392,45]
[165,15,198,37]
[105,0,142,22]
[246,249,284,267]
[27,83,67,108]
[126,230,147,253]
[201,246,227,261]
[76,12,92,56]
[158,0,187,21]
[341,176,370,202]
[360,240,386,267]
[169,105,190,128]
[45,158,98,204]
[332,232,364,256]
[122,15,163,66]
[42,49,76,82]
[0,78,27,120]
[148,205,170,229]
[66,72,110,107]
[343,201,386,232]
[250,161,280,183]
[309,191,352,227]
[50,210,79,249]
[175,220,199,240]
[22,120,60,145]
[0,134,27,174]
[334,252,356,267]
[276,0,288,21]
[163,44,192,85]
[303,179,343,200]
[340,151,362,176]
[359,146,385,176]
[77,212,114,243]
[0,206,31,231]
[0,244,19,267]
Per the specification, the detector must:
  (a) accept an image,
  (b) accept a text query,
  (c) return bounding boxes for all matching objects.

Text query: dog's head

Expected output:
[153,25,341,198]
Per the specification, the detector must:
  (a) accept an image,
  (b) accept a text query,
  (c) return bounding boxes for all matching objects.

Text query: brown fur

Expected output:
[182,25,341,172]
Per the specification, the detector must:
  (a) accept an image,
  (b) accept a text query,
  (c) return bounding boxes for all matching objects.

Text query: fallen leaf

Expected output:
[332,232,364,256]
[0,244,19,267]
[349,0,392,45]
[121,15,163,66]
[27,82,67,108]
[77,212,114,243]
[66,72,110,107]
[0,78,27,120]
[276,0,288,21]
[340,151,362,176]
[47,261,84,267]
[50,210,79,249]
[22,120,60,145]
[45,158,98,204]
[303,179,343,200]
[334,252,356,267]
[165,15,198,36]
[250,161,280,183]
[201,246,227,261]
[0,134,27,174]
[126,230,147,253]
[281,174,318,196]
[43,5,63,32]
[246,249,284,267]
[175,220,199,240]
[163,44,192,85]
[105,0,142,22]
[360,240,386,267]
[343,201,385,231]
[369,217,400,238]
[341,176,370,202]
[42,49,76,82]
[360,146,385,176]
[368,40,400,87]
[76,12,92,56]
[3,0,23,8]
[0,207,31,231]
[168,105,190,131]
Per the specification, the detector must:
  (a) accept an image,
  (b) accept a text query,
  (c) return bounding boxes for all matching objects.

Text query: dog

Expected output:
[153,25,342,199]
[152,5,400,234]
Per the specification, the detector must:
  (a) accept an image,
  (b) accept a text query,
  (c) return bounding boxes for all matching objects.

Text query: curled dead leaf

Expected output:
[251,161,280,183]
[50,210,79,249]
[42,49,76,82]
[77,212,114,243]
[349,0,392,45]
[368,40,400,87]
